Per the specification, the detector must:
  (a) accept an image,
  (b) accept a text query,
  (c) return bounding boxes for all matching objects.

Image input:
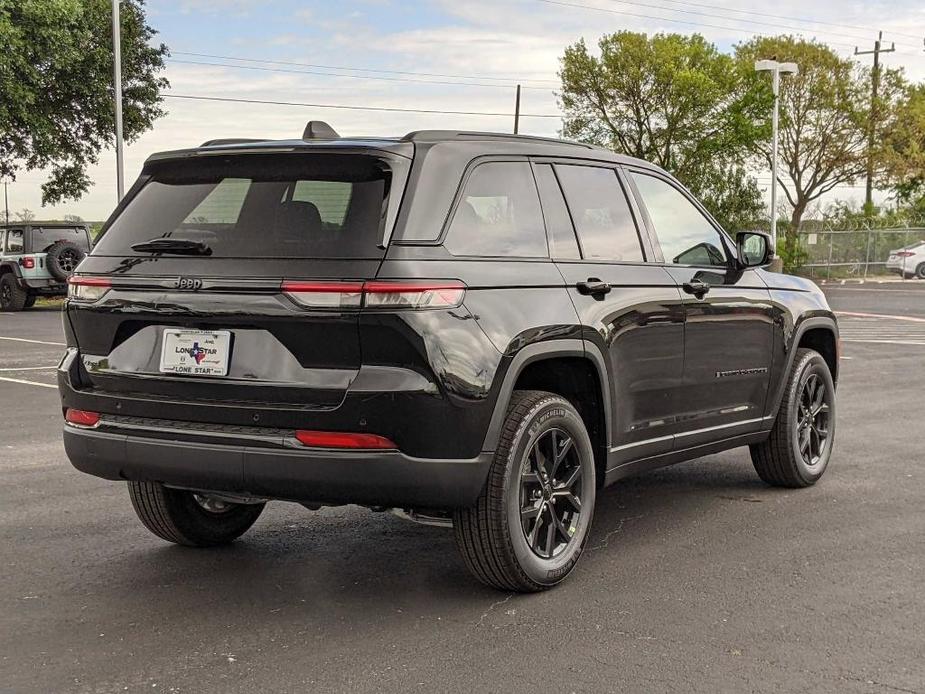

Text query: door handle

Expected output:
[682,279,711,298]
[576,278,612,297]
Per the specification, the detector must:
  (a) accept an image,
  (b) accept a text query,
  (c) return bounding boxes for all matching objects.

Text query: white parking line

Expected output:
[835,311,925,323]
[0,336,66,346]
[842,339,925,346]
[0,375,57,389]
[0,366,57,371]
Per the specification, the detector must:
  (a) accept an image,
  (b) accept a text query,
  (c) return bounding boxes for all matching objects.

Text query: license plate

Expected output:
[159,329,231,376]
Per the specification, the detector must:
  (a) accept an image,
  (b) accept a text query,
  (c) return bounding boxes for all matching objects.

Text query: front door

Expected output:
[627,170,774,448]
[534,161,686,464]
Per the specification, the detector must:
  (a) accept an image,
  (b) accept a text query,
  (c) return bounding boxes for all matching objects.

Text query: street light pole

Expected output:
[770,67,779,254]
[112,0,125,202]
[755,60,798,262]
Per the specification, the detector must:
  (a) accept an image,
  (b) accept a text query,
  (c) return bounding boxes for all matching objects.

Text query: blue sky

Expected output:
[11,0,925,220]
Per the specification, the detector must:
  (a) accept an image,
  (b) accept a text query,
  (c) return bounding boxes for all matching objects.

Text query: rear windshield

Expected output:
[93,153,394,258]
[30,227,89,252]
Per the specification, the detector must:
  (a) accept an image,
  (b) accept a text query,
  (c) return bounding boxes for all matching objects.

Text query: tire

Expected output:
[454,390,597,592]
[0,273,27,312]
[750,348,836,488]
[45,240,85,282]
[916,263,925,280]
[127,481,265,547]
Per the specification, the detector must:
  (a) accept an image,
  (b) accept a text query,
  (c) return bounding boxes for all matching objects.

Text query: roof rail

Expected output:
[400,130,595,149]
[199,138,268,147]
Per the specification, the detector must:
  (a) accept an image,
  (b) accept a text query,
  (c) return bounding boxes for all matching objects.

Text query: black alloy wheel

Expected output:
[795,372,831,468]
[519,427,585,559]
[57,248,81,274]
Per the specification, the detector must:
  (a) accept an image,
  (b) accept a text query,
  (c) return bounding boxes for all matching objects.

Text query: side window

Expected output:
[445,161,547,258]
[7,229,24,254]
[533,164,580,260]
[554,165,643,262]
[631,173,728,267]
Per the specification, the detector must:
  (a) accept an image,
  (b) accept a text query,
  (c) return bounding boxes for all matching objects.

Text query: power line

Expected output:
[162,93,562,118]
[168,58,553,91]
[171,51,560,86]
[604,0,925,44]
[535,0,856,49]
[537,0,923,55]
[599,0,924,50]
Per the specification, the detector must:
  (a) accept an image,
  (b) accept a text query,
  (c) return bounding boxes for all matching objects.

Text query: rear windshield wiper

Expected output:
[130,238,212,256]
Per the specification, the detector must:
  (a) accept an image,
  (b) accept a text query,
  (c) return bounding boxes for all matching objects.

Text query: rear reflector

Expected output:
[295,430,397,450]
[281,279,465,310]
[65,408,101,427]
[67,276,111,302]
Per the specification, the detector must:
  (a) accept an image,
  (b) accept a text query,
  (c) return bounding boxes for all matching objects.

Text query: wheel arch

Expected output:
[0,261,22,279]
[768,316,839,418]
[481,340,612,485]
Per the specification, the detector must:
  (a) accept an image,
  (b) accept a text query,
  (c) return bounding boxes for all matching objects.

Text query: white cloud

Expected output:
[9,0,925,220]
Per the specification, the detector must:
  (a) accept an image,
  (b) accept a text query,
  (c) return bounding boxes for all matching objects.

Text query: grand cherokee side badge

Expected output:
[715,367,769,378]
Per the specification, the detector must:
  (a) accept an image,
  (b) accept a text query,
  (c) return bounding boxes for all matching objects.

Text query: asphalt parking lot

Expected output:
[2,283,924,693]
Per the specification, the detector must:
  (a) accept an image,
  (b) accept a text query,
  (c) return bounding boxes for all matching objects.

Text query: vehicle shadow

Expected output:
[77,452,775,626]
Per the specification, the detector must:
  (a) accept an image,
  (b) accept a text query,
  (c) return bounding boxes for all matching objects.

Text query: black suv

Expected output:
[59,125,838,592]
[1,222,91,310]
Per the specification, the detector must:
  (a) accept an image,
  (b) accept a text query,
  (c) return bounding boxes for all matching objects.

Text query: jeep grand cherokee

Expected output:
[59,124,838,592]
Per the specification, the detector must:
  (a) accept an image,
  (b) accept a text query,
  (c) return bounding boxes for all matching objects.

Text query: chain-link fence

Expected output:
[792,218,925,279]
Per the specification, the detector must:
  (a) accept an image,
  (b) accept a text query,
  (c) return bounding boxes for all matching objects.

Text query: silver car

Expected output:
[886,240,925,279]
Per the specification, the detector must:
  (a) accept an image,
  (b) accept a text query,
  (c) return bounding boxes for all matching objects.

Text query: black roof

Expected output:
[146,129,650,169]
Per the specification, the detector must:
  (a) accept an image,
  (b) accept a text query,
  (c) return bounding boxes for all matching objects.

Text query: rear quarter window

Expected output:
[443,161,547,258]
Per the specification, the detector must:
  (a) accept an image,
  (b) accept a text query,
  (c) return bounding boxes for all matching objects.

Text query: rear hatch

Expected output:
[67,149,409,412]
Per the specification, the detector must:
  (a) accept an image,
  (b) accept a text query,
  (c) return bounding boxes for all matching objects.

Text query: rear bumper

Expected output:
[63,424,492,509]
[22,277,66,293]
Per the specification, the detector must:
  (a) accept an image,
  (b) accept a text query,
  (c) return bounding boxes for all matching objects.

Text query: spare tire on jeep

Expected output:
[45,241,85,282]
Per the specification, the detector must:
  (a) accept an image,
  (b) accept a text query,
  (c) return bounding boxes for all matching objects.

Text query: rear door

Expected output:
[626,169,774,446]
[68,151,407,415]
[538,161,686,464]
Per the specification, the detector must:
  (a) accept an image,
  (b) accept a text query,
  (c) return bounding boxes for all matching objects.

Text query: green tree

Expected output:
[880,82,925,211]
[0,0,168,205]
[734,36,899,258]
[558,31,769,232]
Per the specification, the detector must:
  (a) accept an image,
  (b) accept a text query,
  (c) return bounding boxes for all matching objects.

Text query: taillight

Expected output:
[295,430,397,449]
[364,280,466,310]
[281,280,466,310]
[281,281,364,309]
[896,251,915,257]
[20,256,35,269]
[67,276,111,302]
[65,408,101,427]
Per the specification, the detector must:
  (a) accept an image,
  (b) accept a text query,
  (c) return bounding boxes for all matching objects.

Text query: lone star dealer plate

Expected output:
[159,329,231,376]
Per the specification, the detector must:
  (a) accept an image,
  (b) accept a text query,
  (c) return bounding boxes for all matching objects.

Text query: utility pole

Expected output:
[3,181,8,226]
[112,0,125,201]
[513,84,521,134]
[855,31,895,216]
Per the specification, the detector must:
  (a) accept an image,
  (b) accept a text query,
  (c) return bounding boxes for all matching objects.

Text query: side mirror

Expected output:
[735,231,774,268]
